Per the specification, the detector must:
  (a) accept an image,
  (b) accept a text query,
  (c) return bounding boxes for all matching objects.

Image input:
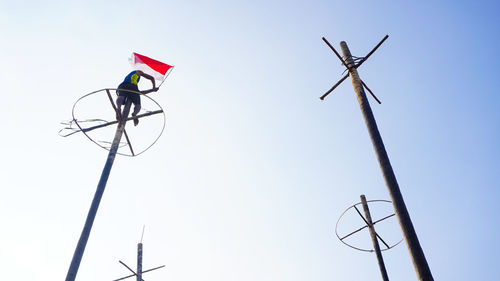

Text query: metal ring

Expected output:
[335,199,403,252]
[71,88,166,157]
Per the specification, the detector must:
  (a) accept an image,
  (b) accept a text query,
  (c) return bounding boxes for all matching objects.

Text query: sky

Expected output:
[1,0,499,280]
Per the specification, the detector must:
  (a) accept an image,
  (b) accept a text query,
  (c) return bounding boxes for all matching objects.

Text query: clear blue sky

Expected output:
[1,1,499,280]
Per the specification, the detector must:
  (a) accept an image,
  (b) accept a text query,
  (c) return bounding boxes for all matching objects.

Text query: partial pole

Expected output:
[360,195,390,281]
[339,41,433,281]
[137,243,143,281]
[65,100,133,281]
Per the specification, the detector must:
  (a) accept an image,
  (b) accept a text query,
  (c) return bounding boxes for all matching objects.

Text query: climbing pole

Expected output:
[62,53,173,281]
[321,35,433,281]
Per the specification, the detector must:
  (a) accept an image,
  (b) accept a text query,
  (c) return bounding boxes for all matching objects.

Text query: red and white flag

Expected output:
[129,52,173,82]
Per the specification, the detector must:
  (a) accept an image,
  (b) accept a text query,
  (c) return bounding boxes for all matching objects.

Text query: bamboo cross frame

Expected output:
[320,35,388,102]
[61,110,164,138]
[106,90,135,155]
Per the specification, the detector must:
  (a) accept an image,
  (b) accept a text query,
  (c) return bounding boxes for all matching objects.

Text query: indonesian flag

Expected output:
[129,52,173,82]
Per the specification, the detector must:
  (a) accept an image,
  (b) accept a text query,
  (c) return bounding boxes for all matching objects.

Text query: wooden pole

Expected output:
[65,100,132,281]
[360,195,390,281]
[339,41,433,281]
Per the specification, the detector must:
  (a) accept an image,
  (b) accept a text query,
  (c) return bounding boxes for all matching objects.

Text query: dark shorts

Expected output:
[117,82,141,106]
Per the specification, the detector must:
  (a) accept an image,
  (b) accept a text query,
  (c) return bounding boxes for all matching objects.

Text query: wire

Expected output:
[58,119,109,137]
[340,56,365,76]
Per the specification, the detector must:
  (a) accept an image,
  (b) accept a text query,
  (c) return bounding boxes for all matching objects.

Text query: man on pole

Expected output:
[116,70,158,126]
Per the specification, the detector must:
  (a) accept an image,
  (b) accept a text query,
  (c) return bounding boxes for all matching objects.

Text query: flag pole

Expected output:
[158,66,175,89]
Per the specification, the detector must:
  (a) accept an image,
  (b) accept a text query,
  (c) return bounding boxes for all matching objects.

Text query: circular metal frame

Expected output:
[71,88,166,157]
[335,199,403,252]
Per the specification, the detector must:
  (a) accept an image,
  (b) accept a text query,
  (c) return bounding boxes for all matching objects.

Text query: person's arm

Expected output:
[141,87,159,94]
[137,71,159,94]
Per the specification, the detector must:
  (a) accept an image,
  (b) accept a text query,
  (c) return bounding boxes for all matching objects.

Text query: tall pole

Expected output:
[339,41,433,281]
[65,100,132,281]
[137,243,143,281]
[360,195,389,281]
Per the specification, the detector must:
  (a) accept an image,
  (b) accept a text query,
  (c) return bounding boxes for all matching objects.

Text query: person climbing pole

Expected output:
[116,70,158,126]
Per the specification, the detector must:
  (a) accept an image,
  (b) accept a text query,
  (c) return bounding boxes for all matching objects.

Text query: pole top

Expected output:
[320,35,388,101]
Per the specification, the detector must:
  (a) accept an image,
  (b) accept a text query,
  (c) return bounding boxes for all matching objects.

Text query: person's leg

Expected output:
[132,103,141,126]
[116,95,126,119]
[131,94,141,126]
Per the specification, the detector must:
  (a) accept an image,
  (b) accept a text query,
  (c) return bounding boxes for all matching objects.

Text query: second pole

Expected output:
[360,195,389,281]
